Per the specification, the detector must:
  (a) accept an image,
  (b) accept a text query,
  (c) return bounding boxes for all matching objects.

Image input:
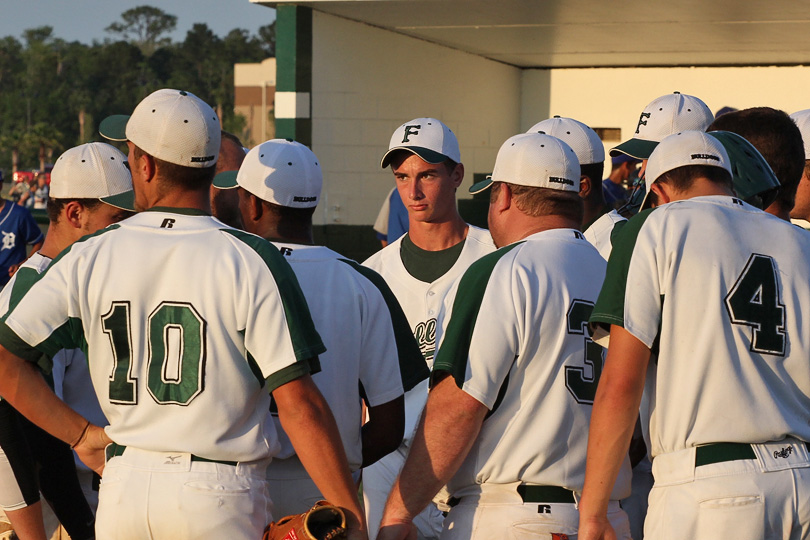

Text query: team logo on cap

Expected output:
[190,155,216,163]
[635,112,651,134]
[690,153,721,161]
[293,196,317,203]
[549,176,575,186]
[402,124,421,143]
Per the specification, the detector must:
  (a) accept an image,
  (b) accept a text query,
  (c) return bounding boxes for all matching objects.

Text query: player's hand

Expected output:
[7,263,20,277]
[376,521,417,540]
[578,515,618,540]
[74,424,113,476]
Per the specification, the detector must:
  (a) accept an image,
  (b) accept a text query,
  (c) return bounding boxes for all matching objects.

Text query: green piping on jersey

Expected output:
[432,242,522,392]
[590,209,656,330]
[4,266,55,373]
[266,360,319,393]
[338,258,430,392]
[222,229,326,361]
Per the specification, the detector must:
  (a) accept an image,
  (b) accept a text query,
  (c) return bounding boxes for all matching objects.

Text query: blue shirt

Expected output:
[602,179,628,207]
[387,189,409,243]
[0,201,44,287]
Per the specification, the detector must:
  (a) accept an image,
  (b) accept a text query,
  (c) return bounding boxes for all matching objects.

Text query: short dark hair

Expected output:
[656,164,733,193]
[707,107,804,210]
[262,199,316,230]
[132,145,216,192]
[491,181,584,223]
[46,197,102,224]
[221,130,244,149]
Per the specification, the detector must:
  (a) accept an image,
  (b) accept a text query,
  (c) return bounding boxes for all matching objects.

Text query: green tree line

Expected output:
[0,5,275,174]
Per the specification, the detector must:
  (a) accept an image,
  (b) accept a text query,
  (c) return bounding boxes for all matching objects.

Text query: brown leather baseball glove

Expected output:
[262,500,347,540]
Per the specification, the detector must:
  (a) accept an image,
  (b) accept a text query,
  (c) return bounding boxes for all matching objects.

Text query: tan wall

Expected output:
[234,58,277,147]
[522,65,810,159]
[311,11,521,226]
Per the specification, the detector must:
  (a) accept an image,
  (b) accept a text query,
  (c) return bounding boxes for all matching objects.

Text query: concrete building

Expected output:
[249,0,810,259]
[234,57,277,147]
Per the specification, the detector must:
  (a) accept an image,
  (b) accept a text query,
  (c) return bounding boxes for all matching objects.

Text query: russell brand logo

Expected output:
[774,446,794,459]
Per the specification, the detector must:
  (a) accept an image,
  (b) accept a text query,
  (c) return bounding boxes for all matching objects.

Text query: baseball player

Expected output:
[0,142,136,540]
[210,130,246,229]
[213,138,429,516]
[585,91,714,259]
[377,132,631,540]
[789,109,810,228]
[708,107,805,222]
[0,196,43,287]
[363,117,495,540]
[0,89,367,540]
[580,131,810,540]
[526,116,611,229]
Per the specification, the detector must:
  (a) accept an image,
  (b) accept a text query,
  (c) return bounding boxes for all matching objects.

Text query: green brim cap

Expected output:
[99,115,131,142]
[609,138,659,159]
[469,176,493,194]
[380,146,449,169]
[212,171,238,189]
[100,189,136,211]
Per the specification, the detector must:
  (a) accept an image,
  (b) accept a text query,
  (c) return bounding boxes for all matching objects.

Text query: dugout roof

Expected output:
[253,0,810,68]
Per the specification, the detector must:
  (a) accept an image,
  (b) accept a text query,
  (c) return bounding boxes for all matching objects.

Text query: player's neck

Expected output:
[406,215,468,251]
[144,183,212,214]
[252,218,314,245]
[39,224,72,259]
[500,215,581,246]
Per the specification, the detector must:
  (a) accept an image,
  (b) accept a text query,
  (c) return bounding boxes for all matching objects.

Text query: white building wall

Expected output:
[311,11,521,226]
[522,65,810,159]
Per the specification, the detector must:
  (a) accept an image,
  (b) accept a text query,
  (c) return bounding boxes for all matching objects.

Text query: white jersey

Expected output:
[583,209,627,260]
[434,229,630,498]
[591,196,810,457]
[268,242,427,471]
[0,252,107,474]
[363,225,495,440]
[0,209,325,462]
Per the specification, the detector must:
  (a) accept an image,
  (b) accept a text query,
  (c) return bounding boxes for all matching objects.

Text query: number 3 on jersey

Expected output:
[725,253,786,356]
[565,299,603,404]
[102,301,207,405]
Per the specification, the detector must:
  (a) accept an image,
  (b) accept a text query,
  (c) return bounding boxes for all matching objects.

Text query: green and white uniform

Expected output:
[432,229,631,540]
[583,209,628,260]
[591,196,810,539]
[362,224,495,540]
[0,209,325,540]
[265,242,428,516]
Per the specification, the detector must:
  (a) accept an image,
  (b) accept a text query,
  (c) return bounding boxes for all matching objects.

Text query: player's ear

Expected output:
[64,201,84,229]
[649,182,671,207]
[450,163,464,189]
[578,175,591,199]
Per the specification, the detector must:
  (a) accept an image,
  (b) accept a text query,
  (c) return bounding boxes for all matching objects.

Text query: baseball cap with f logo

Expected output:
[380,117,461,168]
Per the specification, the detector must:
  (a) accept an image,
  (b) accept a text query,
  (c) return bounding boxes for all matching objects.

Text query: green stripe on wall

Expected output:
[276,5,312,146]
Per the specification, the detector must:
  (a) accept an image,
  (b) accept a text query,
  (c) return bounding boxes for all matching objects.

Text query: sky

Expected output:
[0,0,276,43]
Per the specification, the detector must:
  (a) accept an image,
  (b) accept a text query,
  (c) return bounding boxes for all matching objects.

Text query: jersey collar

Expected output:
[144,206,211,216]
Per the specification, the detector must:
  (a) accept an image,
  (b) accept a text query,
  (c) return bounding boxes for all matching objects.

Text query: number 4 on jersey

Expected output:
[565,300,603,404]
[725,253,786,356]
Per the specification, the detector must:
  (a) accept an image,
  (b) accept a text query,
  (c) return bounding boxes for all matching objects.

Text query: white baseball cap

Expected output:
[213,139,322,209]
[642,130,731,208]
[526,116,605,165]
[50,143,135,211]
[612,92,714,159]
[469,133,580,194]
[99,89,220,169]
[380,117,461,168]
[790,109,810,159]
